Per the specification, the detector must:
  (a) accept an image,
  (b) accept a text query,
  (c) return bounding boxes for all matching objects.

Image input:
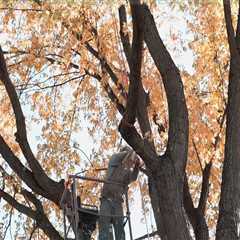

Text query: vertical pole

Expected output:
[125,189,133,240]
[72,176,80,240]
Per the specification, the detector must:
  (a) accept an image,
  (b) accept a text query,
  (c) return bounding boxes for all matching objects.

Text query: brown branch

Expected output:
[118,2,158,169]
[0,46,62,198]
[29,74,86,91]
[21,189,43,211]
[119,5,131,65]
[0,189,35,218]
[123,2,144,125]
[118,119,157,171]
[183,175,196,227]
[61,21,128,100]
[236,0,240,51]
[0,135,62,203]
[223,0,238,56]
[21,190,63,240]
[198,162,212,214]
[28,221,38,240]
[142,4,188,173]
[119,4,155,150]
[15,71,81,91]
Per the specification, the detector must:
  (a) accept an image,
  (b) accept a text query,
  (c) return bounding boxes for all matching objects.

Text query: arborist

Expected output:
[98,146,140,240]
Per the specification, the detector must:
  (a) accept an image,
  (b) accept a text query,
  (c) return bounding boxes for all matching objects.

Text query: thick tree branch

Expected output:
[142,4,189,174]
[198,162,212,214]
[0,46,63,198]
[118,2,158,170]
[223,0,238,56]
[119,4,155,149]
[216,3,240,239]
[183,175,196,227]
[235,0,240,51]
[123,2,143,125]
[119,5,131,65]
[118,120,157,170]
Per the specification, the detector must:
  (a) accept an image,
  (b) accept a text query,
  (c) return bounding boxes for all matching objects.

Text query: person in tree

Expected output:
[98,146,140,240]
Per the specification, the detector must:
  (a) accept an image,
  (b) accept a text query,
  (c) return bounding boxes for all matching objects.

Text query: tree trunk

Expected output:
[153,158,191,240]
[216,1,240,239]
[216,57,240,240]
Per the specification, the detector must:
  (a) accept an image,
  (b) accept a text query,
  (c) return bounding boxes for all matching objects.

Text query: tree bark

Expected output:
[216,1,240,239]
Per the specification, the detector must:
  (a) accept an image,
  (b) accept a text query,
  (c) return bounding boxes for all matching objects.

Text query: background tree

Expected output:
[0,0,239,239]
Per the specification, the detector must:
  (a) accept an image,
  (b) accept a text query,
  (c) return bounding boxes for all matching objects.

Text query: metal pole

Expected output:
[125,189,133,240]
[69,175,123,185]
[72,177,80,240]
